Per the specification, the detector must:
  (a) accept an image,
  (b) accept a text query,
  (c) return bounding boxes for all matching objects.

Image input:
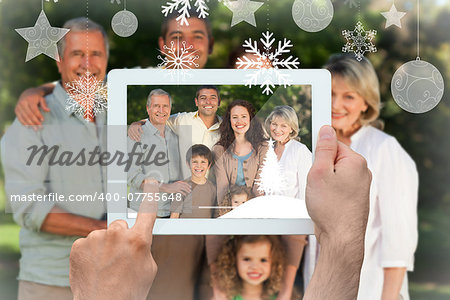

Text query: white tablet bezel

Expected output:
[107,69,330,234]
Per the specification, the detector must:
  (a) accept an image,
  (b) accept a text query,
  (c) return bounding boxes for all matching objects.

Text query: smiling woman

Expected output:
[212,99,267,206]
[322,54,419,300]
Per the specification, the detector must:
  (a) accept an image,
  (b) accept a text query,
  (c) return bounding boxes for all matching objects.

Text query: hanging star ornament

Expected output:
[15,10,69,62]
[381,4,406,29]
[224,0,264,27]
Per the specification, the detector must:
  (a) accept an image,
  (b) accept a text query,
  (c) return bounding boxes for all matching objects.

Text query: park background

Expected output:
[0,0,449,298]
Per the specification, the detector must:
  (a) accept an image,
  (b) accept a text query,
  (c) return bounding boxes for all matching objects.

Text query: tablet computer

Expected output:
[107,69,330,234]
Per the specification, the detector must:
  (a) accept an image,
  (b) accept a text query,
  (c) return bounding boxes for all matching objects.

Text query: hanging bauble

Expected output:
[391,59,444,114]
[111,10,138,37]
[292,0,333,32]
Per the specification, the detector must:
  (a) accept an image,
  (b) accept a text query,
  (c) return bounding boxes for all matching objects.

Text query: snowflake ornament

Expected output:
[157,41,200,81]
[45,0,59,2]
[110,0,121,3]
[236,31,300,95]
[65,72,108,122]
[344,0,358,8]
[342,21,377,61]
[162,0,210,26]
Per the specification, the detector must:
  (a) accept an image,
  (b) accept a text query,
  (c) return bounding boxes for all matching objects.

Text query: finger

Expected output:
[312,125,338,175]
[180,186,192,195]
[16,104,34,126]
[30,101,45,123]
[128,126,138,141]
[22,102,42,126]
[134,127,143,142]
[15,109,26,126]
[132,184,158,243]
[108,219,129,231]
[39,97,51,112]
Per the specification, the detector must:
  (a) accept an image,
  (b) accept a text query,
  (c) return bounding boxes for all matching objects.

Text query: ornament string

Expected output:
[358,0,361,21]
[417,0,420,60]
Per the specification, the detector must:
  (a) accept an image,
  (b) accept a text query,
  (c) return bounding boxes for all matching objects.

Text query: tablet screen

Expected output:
[107,69,330,234]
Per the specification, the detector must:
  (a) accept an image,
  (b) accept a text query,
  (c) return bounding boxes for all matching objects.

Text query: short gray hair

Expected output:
[265,105,300,141]
[147,89,172,107]
[57,17,109,59]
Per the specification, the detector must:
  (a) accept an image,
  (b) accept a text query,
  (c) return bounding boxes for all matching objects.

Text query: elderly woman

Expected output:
[207,100,306,300]
[313,54,418,300]
[264,105,312,200]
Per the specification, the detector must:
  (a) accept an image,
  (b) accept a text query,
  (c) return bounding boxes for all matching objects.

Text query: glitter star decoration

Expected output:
[65,72,108,122]
[381,4,407,29]
[224,0,264,27]
[15,10,70,62]
[342,21,377,61]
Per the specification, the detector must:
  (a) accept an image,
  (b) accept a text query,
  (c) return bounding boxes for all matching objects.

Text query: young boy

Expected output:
[170,144,216,218]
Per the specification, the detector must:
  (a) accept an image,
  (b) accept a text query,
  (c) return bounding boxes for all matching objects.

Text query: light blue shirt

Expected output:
[127,119,182,217]
[232,151,253,186]
[0,82,107,286]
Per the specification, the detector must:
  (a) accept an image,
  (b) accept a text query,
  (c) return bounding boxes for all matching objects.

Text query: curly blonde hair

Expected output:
[219,185,254,216]
[213,235,285,300]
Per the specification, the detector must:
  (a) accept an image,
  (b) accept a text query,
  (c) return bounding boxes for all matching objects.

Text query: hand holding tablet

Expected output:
[70,125,371,299]
[304,125,370,299]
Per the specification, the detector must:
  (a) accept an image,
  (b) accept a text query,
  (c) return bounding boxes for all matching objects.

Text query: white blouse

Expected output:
[278,139,312,200]
[352,126,418,300]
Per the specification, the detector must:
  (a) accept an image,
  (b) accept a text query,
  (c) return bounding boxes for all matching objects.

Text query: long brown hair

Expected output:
[216,100,266,153]
[213,235,285,300]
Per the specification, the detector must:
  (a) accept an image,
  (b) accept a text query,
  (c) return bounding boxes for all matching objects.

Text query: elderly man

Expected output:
[0,18,109,299]
[127,89,190,216]
[14,9,214,125]
[129,85,222,179]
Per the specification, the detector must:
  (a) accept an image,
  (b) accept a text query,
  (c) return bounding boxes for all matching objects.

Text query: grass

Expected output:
[0,212,20,300]
[409,283,450,300]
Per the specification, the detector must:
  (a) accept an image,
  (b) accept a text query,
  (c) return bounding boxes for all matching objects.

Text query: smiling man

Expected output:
[127,89,191,217]
[159,11,214,70]
[1,18,109,300]
[14,10,215,124]
[128,85,222,179]
[167,85,222,178]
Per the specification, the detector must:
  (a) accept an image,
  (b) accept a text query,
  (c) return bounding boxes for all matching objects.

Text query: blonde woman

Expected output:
[320,54,418,300]
[264,105,312,200]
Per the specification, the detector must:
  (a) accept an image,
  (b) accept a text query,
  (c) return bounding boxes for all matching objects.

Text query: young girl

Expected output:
[219,185,253,216]
[212,235,285,300]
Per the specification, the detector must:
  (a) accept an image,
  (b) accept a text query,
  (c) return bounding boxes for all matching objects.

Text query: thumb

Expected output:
[312,125,338,175]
